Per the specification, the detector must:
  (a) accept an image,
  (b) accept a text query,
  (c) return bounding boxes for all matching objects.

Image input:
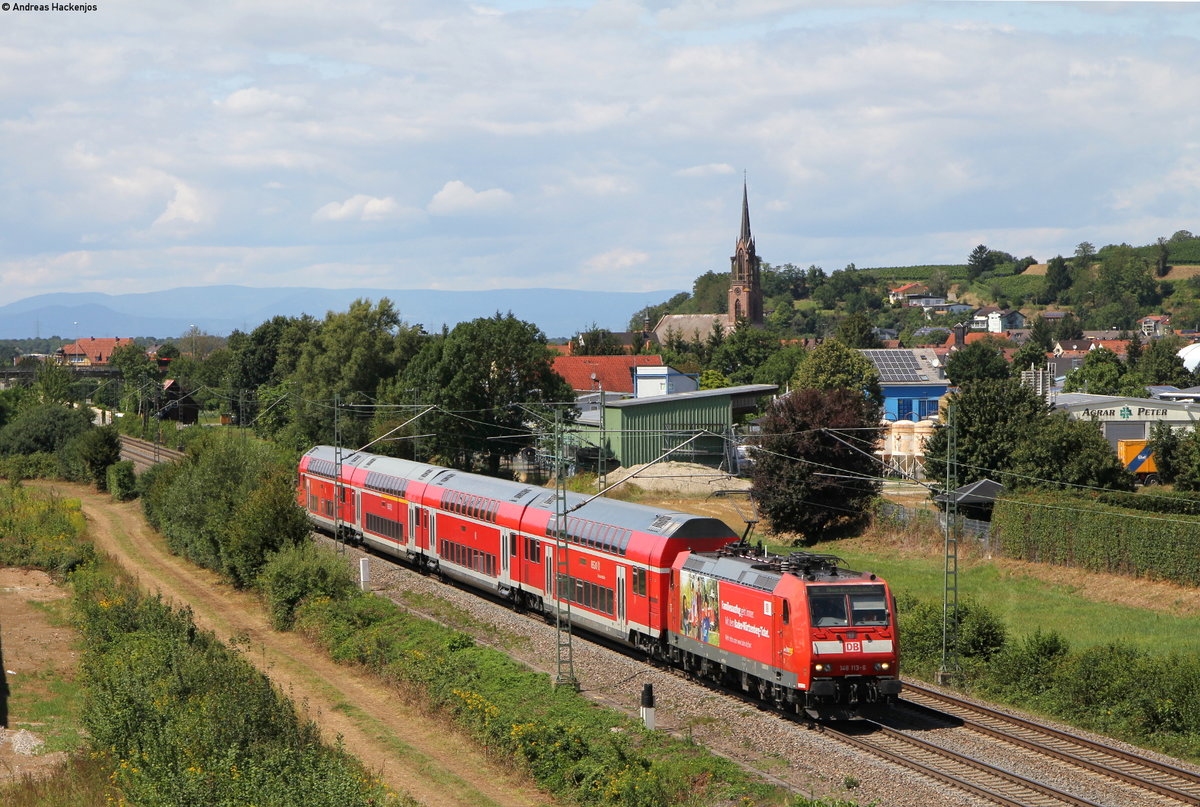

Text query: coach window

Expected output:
[509,533,517,556]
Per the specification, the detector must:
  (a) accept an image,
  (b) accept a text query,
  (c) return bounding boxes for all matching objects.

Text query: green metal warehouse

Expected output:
[573,384,777,470]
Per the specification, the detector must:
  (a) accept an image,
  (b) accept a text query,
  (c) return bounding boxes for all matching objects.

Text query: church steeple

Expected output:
[728,176,763,328]
[740,178,753,246]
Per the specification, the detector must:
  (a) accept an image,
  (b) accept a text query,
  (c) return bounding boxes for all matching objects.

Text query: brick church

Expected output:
[651,180,764,344]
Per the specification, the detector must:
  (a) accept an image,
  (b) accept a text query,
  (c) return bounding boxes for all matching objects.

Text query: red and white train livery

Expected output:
[298,445,901,718]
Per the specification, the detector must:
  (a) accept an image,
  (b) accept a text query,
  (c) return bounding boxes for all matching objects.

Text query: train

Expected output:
[297,445,901,719]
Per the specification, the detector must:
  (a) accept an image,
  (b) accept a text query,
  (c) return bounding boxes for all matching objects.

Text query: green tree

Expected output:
[1044,255,1072,302]
[709,324,780,384]
[1010,340,1047,371]
[945,340,1010,385]
[1009,414,1133,491]
[1074,241,1097,274]
[1148,421,1182,485]
[835,312,882,349]
[1135,334,1192,387]
[33,361,74,405]
[689,271,729,314]
[110,343,161,417]
[791,339,882,409]
[226,314,319,394]
[390,313,574,474]
[155,342,181,360]
[749,388,881,543]
[628,292,689,332]
[1156,236,1171,278]
[1095,245,1157,308]
[0,403,93,455]
[1051,313,1084,341]
[286,299,424,449]
[924,378,1050,487]
[1062,348,1147,397]
[58,425,121,489]
[571,324,625,356]
[967,244,995,283]
[753,343,808,387]
[698,369,731,390]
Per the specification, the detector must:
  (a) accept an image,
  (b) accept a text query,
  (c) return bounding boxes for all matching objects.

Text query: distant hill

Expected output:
[0,286,682,340]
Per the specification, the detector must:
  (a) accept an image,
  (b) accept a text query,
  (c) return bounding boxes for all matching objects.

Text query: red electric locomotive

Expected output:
[668,547,900,719]
[298,445,901,718]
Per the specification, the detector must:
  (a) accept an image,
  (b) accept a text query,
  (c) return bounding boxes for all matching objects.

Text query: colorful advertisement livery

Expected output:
[678,570,775,663]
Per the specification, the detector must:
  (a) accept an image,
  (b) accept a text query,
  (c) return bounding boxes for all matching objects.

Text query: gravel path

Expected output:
[329,537,1200,807]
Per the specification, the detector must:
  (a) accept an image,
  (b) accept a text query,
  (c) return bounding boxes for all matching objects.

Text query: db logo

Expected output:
[843,641,862,653]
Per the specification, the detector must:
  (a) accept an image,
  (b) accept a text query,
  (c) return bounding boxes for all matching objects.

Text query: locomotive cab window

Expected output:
[808,585,890,628]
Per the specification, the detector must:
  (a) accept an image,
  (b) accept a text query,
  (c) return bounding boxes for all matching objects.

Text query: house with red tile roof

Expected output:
[55,337,135,367]
[551,354,665,395]
[888,282,928,304]
[1138,315,1171,337]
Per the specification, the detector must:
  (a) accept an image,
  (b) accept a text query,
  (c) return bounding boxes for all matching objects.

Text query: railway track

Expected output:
[338,534,1200,806]
[118,435,186,472]
[895,682,1200,806]
[827,718,1106,807]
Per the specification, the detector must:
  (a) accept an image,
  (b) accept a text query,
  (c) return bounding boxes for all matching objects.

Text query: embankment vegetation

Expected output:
[0,483,407,807]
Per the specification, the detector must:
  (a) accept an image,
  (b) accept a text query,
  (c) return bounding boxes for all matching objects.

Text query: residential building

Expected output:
[1139,315,1171,337]
[859,348,948,422]
[54,337,135,366]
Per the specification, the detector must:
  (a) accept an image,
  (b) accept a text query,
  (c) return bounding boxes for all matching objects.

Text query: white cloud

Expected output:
[427,181,514,215]
[219,87,308,115]
[154,181,209,228]
[313,194,416,223]
[583,247,650,274]
[675,163,735,177]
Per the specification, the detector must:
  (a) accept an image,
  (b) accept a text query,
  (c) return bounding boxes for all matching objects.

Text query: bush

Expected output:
[259,542,358,629]
[72,571,399,807]
[293,590,764,806]
[106,460,137,501]
[57,426,120,489]
[0,404,92,456]
[220,469,311,588]
[0,485,93,577]
[137,430,302,581]
[0,452,59,481]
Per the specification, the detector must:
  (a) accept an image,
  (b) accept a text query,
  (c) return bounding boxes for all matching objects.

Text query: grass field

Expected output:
[808,531,1200,655]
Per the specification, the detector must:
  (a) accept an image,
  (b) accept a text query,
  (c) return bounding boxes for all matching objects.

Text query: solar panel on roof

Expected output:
[862,349,928,382]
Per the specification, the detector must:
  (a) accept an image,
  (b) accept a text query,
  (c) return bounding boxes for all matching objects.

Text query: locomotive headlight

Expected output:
[814,663,830,673]
[874,662,891,672]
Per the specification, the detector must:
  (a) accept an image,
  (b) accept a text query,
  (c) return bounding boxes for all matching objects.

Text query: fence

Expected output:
[876,500,995,550]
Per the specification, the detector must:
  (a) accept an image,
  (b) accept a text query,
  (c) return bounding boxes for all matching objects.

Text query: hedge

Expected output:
[992,492,1200,585]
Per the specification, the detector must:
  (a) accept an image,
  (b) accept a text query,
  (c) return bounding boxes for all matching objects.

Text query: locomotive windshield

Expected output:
[808,585,889,628]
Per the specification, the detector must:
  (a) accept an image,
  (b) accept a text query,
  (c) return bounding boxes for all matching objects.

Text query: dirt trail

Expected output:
[31,482,553,807]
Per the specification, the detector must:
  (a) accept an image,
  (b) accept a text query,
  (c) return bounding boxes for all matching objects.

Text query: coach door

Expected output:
[544,547,554,600]
[407,506,418,552]
[500,530,513,586]
[616,566,627,633]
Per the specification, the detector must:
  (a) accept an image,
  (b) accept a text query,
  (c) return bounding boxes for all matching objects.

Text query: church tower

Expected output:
[728,179,763,329]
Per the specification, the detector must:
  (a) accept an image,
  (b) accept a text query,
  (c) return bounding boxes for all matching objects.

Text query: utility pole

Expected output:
[334,393,344,555]
[553,407,578,690]
[939,401,960,684]
[597,379,607,493]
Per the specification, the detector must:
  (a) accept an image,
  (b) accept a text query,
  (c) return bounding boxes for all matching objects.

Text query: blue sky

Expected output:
[2,1,1199,309]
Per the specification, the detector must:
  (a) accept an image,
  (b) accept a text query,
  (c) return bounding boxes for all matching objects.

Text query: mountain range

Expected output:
[0,286,682,341]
